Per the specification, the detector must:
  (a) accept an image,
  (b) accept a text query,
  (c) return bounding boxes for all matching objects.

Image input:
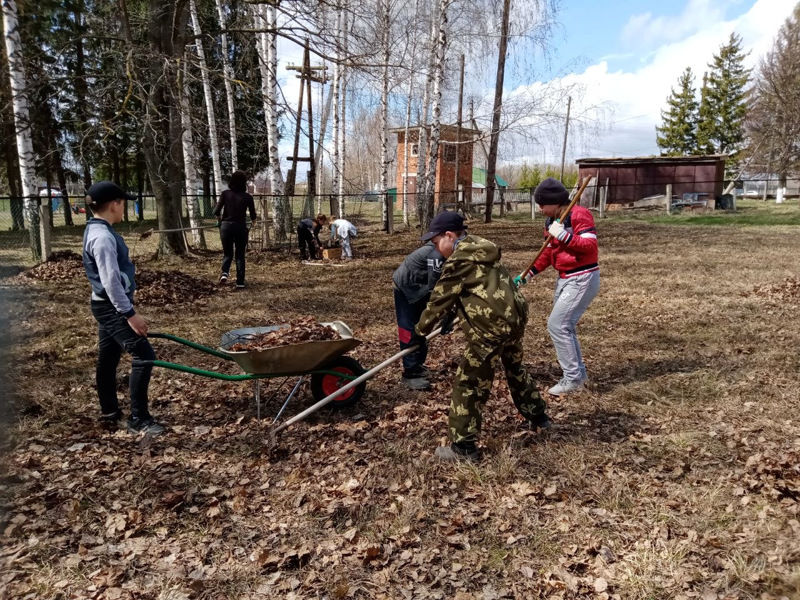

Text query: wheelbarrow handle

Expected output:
[270,321,456,437]
[147,332,234,361]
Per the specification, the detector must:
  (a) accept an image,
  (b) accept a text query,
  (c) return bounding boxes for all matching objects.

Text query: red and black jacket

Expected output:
[529,205,599,279]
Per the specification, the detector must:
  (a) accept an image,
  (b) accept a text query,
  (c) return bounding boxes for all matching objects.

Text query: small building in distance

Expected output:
[392,124,480,210]
[576,155,727,207]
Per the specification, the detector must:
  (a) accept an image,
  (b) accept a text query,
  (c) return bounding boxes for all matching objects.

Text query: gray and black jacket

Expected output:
[392,242,444,305]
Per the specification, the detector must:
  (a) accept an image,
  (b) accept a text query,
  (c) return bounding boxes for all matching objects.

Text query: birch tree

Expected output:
[2,0,43,260]
[255,2,287,241]
[215,0,239,172]
[178,58,206,248]
[330,1,342,214]
[189,0,223,196]
[415,0,439,225]
[421,0,451,230]
[379,0,391,230]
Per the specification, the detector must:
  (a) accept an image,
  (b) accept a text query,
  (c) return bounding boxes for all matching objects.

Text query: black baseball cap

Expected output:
[86,181,136,205]
[420,211,467,241]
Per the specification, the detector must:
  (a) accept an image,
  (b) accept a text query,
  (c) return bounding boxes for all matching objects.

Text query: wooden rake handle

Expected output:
[518,176,593,279]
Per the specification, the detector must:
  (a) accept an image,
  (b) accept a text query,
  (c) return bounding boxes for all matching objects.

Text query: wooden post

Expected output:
[530,190,535,221]
[731,187,737,211]
[600,178,608,219]
[39,200,51,260]
[665,184,672,214]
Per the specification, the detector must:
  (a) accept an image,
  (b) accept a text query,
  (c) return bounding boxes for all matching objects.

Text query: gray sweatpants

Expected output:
[547,270,600,382]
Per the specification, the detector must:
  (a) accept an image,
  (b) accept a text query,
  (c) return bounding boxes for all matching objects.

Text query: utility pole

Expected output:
[453,54,465,206]
[559,96,571,180]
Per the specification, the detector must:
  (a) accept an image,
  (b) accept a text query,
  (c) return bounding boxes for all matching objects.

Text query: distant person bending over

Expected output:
[82,182,164,435]
[213,171,256,288]
[330,217,358,260]
[516,177,600,395]
[297,214,328,260]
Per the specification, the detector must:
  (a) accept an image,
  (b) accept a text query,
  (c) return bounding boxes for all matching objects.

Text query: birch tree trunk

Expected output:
[379,0,390,230]
[178,57,206,248]
[415,0,439,225]
[214,0,238,172]
[330,1,342,216]
[255,3,287,241]
[189,0,223,196]
[402,78,412,227]
[2,0,42,260]
[337,5,350,218]
[315,83,332,201]
[422,0,451,231]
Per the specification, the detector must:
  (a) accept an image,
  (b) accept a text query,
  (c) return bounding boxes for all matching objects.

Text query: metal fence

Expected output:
[1,179,796,266]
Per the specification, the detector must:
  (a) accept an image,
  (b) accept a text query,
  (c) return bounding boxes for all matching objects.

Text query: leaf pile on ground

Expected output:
[227,316,342,351]
[22,250,83,281]
[134,269,217,308]
[746,276,800,301]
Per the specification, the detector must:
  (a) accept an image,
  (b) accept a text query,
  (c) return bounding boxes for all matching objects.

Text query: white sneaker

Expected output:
[548,378,584,395]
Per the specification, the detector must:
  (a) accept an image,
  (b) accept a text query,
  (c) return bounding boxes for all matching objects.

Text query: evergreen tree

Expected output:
[695,33,751,167]
[656,67,698,156]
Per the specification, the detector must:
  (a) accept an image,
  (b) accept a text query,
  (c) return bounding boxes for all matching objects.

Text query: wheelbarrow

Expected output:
[136,321,367,423]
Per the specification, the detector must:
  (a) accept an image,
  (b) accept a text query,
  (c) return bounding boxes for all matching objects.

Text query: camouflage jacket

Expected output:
[416,235,528,344]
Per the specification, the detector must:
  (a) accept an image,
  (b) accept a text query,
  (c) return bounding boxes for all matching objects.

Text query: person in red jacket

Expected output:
[517,178,600,395]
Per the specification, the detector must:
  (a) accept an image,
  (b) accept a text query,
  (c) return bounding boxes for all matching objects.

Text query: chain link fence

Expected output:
[1,178,797,267]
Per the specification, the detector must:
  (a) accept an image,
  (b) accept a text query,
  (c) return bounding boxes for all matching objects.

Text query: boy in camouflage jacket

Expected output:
[415,212,551,462]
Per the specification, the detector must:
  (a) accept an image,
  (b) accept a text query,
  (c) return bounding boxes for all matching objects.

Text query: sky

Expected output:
[272,0,797,178]
[523,0,797,163]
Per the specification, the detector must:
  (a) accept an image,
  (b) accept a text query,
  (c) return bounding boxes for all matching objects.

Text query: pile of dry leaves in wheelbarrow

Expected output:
[227,316,342,351]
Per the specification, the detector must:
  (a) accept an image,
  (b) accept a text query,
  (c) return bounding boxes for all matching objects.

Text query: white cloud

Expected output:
[514,0,797,162]
[621,0,733,49]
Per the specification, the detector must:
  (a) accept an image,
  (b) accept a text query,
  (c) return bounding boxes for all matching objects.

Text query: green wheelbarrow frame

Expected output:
[136,324,367,422]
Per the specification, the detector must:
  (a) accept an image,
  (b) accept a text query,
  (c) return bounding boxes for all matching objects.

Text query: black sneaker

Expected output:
[529,412,553,431]
[127,417,165,435]
[401,376,431,391]
[434,442,481,463]
[219,273,229,284]
[236,283,246,289]
[98,410,122,424]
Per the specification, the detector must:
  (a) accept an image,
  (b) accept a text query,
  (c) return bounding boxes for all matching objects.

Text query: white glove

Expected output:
[548,221,569,242]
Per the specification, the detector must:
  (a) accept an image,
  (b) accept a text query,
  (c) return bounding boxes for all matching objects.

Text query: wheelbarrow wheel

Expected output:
[311,356,366,409]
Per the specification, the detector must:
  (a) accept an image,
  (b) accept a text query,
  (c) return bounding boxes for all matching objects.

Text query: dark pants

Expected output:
[394,287,429,378]
[297,226,317,260]
[220,221,248,284]
[91,300,156,420]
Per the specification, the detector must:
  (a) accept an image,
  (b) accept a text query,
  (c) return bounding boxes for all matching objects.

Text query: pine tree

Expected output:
[695,33,751,166]
[656,67,698,156]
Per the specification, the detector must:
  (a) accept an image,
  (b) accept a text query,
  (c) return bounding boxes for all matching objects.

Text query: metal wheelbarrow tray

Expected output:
[138,321,367,421]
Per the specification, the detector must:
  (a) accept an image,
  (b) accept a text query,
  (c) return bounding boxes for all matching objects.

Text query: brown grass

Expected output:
[1,213,800,599]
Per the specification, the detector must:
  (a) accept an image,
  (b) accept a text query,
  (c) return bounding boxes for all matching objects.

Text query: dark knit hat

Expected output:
[534,177,569,205]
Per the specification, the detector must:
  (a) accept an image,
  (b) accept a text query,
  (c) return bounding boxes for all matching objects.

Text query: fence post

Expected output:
[530,190,535,221]
[39,199,51,260]
[732,187,737,211]
[600,178,608,218]
[665,184,672,214]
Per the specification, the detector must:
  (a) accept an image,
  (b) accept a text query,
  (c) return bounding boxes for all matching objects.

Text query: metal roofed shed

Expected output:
[576,155,727,209]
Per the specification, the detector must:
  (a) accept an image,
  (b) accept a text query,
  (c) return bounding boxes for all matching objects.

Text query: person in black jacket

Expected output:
[392,241,445,390]
[297,213,328,260]
[213,172,257,288]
